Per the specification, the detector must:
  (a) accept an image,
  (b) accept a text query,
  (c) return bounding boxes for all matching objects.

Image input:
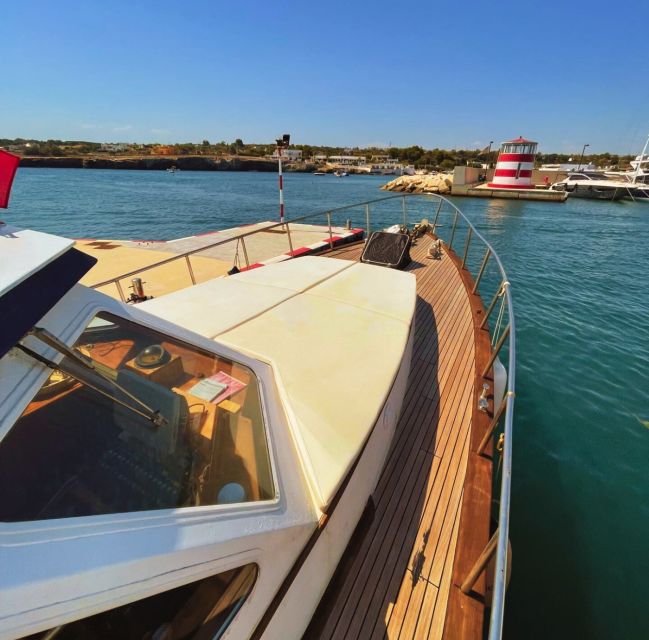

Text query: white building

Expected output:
[328,155,366,166]
[100,143,130,152]
[272,149,303,162]
[370,155,400,167]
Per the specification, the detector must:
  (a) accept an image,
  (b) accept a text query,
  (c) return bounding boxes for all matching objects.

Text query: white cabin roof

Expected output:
[141,257,416,509]
[0,224,74,297]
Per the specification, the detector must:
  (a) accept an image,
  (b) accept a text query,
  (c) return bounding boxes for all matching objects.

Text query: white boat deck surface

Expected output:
[139,256,417,510]
[306,235,475,639]
[75,222,359,300]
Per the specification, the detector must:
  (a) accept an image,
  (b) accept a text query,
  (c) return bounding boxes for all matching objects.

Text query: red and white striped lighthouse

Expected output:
[488,136,538,189]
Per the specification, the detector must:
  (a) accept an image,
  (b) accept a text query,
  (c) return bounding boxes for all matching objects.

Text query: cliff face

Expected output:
[18,156,305,172]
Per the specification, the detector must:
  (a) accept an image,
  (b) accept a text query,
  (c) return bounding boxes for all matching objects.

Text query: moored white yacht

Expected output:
[0,194,516,640]
[549,171,633,200]
[604,135,649,199]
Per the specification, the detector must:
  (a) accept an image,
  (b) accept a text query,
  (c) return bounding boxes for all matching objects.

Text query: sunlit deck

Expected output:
[306,233,479,639]
[76,222,362,300]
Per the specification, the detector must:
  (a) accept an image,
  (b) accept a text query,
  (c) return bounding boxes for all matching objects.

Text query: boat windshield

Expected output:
[0,312,275,522]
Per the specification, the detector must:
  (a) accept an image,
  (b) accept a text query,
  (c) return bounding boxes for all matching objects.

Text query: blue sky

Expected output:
[1,0,648,153]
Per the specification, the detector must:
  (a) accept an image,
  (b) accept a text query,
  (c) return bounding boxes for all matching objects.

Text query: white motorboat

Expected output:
[629,135,649,179]
[549,172,633,200]
[625,135,649,200]
[0,194,517,640]
[604,135,649,198]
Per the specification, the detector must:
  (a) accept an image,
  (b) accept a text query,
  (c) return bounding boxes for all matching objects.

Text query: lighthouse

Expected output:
[488,137,538,189]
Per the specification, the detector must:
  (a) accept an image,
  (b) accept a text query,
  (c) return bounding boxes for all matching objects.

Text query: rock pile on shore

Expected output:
[381,173,453,194]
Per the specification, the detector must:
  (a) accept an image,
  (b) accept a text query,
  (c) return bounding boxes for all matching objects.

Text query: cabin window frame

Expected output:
[17,561,260,640]
[0,298,284,531]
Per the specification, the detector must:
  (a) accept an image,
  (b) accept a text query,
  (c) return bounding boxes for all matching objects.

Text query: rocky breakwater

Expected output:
[381,173,453,194]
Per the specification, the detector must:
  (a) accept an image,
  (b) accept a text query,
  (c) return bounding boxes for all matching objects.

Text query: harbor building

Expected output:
[328,155,367,166]
[271,149,303,162]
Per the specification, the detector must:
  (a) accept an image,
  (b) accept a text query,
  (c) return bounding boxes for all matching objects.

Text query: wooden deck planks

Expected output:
[306,235,477,639]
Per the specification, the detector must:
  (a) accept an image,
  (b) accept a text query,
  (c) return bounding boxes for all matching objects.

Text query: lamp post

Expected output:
[276,134,290,224]
[577,143,589,171]
[487,141,493,169]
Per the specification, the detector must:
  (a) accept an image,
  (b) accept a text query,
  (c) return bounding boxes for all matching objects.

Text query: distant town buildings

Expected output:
[370,155,399,166]
[328,155,367,166]
[100,143,130,152]
[271,149,303,162]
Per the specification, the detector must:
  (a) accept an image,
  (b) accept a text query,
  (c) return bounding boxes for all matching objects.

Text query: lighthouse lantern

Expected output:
[488,136,538,189]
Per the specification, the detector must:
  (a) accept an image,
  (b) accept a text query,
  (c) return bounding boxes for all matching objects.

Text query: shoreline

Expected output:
[17,155,317,172]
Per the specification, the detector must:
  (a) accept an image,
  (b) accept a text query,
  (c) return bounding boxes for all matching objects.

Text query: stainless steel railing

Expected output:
[427,195,515,640]
[91,196,405,299]
[90,193,515,639]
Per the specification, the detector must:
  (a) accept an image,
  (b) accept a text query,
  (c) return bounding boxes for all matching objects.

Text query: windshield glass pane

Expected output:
[19,563,258,640]
[0,312,275,522]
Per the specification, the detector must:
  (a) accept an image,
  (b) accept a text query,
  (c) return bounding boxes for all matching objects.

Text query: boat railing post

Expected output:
[365,204,371,239]
[480,281,506,330]
[472,248,492,294]
[327,212,334,250]
[462,227,473,269]
[402,196,408,228]
[285,222,294,256]
[477,393,513,455]
[431,198,443,234]
[448,210,459,251]
[240,236,250,268]
[114,279,126,303]
[185,255,196,285]
[482,324,511,379]
[460,529,499,594]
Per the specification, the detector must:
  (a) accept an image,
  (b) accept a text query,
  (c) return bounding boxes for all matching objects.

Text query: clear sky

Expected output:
[2,0,648,154]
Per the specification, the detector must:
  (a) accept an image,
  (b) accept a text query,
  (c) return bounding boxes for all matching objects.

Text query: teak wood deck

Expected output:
[306,234,491,639]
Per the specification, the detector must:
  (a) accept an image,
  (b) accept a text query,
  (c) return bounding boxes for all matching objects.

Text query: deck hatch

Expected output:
[0,247,97,360]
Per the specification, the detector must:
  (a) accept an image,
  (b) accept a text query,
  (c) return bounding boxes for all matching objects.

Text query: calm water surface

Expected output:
[7,169,649,639]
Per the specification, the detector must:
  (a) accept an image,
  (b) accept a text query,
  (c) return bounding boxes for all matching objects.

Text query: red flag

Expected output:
[0,150,20,208]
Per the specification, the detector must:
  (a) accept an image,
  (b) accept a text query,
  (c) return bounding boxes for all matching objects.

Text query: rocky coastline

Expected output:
[18,155,318,172]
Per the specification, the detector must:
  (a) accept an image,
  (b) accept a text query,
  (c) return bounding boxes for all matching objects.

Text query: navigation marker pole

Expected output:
[278,150,284,223]
[276,134,290,226]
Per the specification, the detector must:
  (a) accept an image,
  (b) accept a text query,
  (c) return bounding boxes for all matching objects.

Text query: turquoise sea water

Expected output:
[6,169,649,639]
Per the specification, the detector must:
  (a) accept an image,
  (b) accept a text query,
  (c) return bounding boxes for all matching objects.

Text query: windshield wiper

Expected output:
[18,326,168,428]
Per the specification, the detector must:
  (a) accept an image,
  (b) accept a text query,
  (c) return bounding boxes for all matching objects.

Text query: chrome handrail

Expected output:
[423,195,515,640]
[90,193,515,638]
[90,194,409,293]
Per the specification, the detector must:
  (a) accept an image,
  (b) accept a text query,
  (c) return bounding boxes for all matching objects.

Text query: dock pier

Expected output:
[451,182,567,201]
